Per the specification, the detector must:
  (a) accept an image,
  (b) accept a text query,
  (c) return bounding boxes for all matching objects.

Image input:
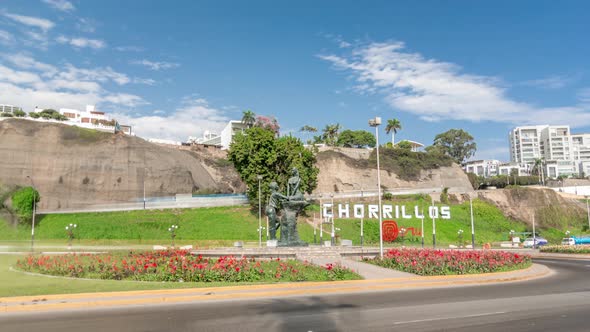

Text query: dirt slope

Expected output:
[0,119,245,209]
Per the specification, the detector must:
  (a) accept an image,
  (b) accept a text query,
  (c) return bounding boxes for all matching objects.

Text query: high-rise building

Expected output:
[509,125,586,178]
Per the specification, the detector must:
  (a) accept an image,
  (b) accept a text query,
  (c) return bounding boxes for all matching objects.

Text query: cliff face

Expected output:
[314,148,474,194]
[0,119,245,209]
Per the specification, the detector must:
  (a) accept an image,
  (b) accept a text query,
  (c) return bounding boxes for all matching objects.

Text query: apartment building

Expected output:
[0,104,23,113]
[509,125,590,178]
[463,159,500,177]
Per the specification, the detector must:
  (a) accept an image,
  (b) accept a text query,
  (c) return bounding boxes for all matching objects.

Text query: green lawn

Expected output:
[0,199,566,248]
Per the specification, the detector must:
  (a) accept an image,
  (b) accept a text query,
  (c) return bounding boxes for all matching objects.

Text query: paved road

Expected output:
[1,258,589,332]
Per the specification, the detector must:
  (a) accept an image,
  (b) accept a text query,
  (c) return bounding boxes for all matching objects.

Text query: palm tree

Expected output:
[241,110,256,128]
[533,158,545,185]
[385,118,402,146]
[299,125,317,144]
[322,123,341,146]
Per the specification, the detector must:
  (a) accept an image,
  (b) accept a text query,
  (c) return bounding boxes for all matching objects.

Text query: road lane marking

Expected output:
[393,311,507,325]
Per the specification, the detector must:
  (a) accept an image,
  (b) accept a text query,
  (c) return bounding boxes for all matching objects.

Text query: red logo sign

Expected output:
[382,220,422,242]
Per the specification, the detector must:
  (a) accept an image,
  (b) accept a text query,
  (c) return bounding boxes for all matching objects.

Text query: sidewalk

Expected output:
[0,263,551,314]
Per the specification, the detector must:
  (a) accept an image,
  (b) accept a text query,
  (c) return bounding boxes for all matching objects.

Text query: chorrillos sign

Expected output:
[321,203,451,219]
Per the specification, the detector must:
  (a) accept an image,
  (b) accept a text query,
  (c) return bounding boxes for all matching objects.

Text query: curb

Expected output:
[0,264,551,314]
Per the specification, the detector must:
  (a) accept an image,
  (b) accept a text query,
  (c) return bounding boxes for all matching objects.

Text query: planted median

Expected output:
[15,250,361,283]
[365,248,532,275]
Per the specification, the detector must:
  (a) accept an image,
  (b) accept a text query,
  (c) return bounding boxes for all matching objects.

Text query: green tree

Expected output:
[321,123,341,146]
[299,125,317,144]
[29,112,40,119]
[385,118,402,145]
[228,127,318,209]
[13,109,26,117]
[432,129,477,164]
[395,140,413,151]
[241,110,256,128]
[10,186,40,224]
[337,129,376,148]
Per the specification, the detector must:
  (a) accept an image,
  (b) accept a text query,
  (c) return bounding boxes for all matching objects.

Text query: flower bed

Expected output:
[15,250,360,282]
[540,245,590,254]
[365,249,531,276]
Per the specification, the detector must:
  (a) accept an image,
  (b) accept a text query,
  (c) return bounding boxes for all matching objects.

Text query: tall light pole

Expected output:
[143,168,146,210]
[330,193,335,246]
[532,213,536,250]
[369,117,383,258]
[431,195,436,249]
[586,196,590,230]
[26,176,36,253]
[319,194,323,244]
[257,175,263,247]
[469,196,475,249]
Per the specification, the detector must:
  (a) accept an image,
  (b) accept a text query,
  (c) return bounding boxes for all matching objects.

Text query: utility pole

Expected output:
[431,196,436,249]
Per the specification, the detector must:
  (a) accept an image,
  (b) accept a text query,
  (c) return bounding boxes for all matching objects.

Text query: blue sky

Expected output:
[1,1,589,161]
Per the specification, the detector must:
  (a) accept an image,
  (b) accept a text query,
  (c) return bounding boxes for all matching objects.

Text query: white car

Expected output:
[561,238,575,246]
[523,237,548,248]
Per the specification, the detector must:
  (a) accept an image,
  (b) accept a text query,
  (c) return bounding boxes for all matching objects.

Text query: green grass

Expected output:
[0,198,574,248]
[0,254,262,297]
[309,199,529,247]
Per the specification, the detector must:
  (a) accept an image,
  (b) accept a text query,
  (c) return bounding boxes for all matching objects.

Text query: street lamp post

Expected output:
[66,223,77,249]
[421,212,425,248]
[257,175,263,247]
[319,194,323,244]
[369,116,384,258]
[360,215,364,247]
[26,176,37,253]
[469,196,475,249]
[431,195,436,249]
[330,193,335,246]
[586,196,590,230]
[532,214,536,250]
[168,224,178,248]
[143,168,147,210]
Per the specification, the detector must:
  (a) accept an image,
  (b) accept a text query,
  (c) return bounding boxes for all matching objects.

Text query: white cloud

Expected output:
[0,29,14,45]
[0,55,146,112]
[521,75,571,89]
[113,98,229,141]
[115,45,144,52]
[42,0,75,12]
[56,35,106,49]
[57,64,130,85]
[76,18,96,33]
[131,59,180,71]
[2,53,57,76]
[2,12,55,32]
[320,41,590,127]
[103,93,148,107]
[133,77,156,85]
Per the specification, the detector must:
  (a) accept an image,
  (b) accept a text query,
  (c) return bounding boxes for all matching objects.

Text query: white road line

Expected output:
[393,311,507,325]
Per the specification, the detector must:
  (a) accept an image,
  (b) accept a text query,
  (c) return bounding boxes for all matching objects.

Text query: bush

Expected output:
[369,148,454,181]
[29,112,40,119]
[382,192,393,200]
[13,109,26,117]
[10,187,40,224]
[540,245,590,254]
[0,112,13,117]
[440,187,449,204]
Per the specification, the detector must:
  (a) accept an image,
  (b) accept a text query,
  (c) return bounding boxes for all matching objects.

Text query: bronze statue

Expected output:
[264,167,309,246]
[266,181,285,240]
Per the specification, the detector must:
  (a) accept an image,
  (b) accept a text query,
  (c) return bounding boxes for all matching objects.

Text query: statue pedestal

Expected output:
[266,240,278,248]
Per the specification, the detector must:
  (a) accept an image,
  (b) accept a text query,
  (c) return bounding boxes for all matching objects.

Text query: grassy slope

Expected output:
[0,199,540,247]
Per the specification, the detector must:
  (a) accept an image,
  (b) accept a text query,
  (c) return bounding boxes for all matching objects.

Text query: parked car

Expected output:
[562,237,576,246]
[523,237,548,248]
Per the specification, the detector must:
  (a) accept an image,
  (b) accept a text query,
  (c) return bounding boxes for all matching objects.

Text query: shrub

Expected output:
[10,187,40,224]
[368,148,453,181]
[440,187,449,204]
[13,109,26,117]
[540,245,590,254]
[29,112,40,119]
[1,112,14,117]
[382,192,393,200]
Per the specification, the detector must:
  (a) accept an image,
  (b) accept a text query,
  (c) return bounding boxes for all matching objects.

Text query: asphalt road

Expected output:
[1,258,589,332]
